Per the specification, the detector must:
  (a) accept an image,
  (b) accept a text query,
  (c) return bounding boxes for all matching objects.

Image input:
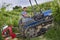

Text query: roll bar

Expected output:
[29,0,42,14]
[34,0,38,6]
[34,0,42,13]
[29,0,36,14]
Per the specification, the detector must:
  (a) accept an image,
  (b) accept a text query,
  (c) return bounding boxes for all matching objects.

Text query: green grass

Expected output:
[45,25,60,40]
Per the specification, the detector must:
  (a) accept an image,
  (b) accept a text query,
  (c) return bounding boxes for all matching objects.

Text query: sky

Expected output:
[0,0,52,8]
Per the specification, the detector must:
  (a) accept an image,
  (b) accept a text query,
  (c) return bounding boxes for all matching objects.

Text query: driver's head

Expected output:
[23,7,27,11]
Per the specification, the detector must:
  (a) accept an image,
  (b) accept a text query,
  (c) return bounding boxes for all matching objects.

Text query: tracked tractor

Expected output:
[19,0,53,38]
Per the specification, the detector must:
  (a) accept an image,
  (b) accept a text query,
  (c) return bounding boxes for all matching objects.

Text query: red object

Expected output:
[2,25,16,39]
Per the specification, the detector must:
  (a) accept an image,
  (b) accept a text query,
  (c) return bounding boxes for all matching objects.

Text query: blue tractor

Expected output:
[19,0,53,38]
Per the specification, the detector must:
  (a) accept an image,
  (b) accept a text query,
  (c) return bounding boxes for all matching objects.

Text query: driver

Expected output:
[21,7,30,23]
[22,7,29,18]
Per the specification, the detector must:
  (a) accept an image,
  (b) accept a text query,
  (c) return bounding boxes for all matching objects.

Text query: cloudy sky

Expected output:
[0,0,52,8]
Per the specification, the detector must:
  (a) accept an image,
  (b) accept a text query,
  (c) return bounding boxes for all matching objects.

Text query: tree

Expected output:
[13,6,22,10]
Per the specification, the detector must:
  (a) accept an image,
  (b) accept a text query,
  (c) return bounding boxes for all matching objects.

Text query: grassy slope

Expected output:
[0,0,60,40]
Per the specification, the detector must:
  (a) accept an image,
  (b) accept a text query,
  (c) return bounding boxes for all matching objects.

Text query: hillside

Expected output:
[0,0,60,40]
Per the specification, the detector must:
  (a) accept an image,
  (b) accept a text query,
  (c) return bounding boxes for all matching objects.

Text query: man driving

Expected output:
[21,7,30,23]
